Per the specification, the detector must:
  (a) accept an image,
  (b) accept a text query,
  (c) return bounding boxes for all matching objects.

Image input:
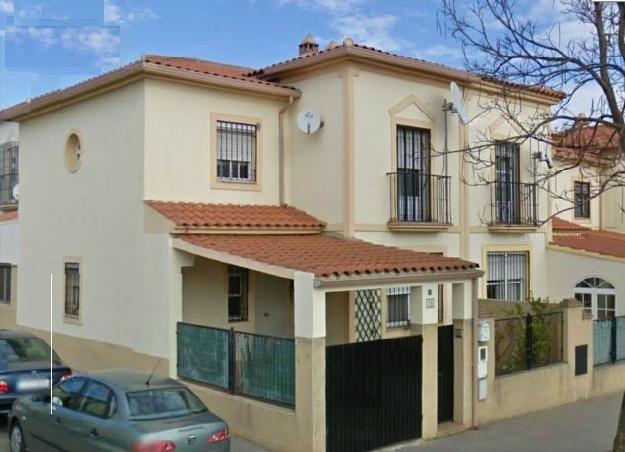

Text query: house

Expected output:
[547,123,625,319]
[0,121,19,329]
[0,35,585,451]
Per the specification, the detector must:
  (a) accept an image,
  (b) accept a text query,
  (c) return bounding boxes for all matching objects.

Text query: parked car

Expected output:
[8,369,231,452]
[0,329,71,415]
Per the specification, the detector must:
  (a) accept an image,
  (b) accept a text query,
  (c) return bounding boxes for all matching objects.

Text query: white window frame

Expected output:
[386,286,411,327]
[486,251,529,301]
[216,120,257,184]
[574,278,617,320]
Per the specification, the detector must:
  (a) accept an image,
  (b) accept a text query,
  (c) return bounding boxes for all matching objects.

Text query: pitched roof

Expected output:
[552,217,590,232]
[0,210,18,223]
[251,42,565,101]
[551,228,625,260]
[146,201,325,231]
[178,234,479,278]
[553,124,620,165]
[0,55,300,121]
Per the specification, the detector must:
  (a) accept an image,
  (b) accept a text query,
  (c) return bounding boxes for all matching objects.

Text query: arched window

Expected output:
[574,278,616,320]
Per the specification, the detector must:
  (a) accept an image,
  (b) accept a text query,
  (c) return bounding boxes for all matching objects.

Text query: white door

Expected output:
[574,278,617,320]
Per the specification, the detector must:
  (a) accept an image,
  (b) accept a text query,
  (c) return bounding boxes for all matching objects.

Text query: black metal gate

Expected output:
[326,335,422,452]
[437,325,454,423]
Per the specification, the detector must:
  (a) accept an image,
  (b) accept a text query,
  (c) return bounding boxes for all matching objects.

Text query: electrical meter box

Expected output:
[478,320,491,342]
[478,345,488,379]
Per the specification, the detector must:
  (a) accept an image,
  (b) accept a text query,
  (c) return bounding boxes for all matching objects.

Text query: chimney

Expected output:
[299,33,319,57]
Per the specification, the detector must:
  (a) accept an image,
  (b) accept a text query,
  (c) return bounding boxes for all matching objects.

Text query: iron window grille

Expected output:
[491,142,538,226]
[216,120,257,183]
[64,262,80,317]
[387,286,411,327]
[0,264,11,304]
[228,265,248,322]
[486,251,529,301]
[574,181,591,218]
[0,142,18,206]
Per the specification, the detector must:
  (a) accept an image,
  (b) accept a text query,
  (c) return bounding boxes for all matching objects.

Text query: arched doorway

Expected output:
[574,278,616,320]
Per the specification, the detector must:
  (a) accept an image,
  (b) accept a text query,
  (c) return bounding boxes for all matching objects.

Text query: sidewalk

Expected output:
[401,393,622,452]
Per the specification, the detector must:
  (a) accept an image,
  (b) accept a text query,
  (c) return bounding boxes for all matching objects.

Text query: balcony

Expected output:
[387,171,452,231]
[489,181,538,231]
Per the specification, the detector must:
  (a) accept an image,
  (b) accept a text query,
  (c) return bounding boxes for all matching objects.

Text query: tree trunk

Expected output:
[614,390,625,452]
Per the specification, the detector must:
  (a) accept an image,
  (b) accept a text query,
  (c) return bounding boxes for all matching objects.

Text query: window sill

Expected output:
[487,224,539,234]
[388,222,452,232]
[0,203,17,211]
[228,318,249,323]
[386,322,411,329]
[211,179,261,192]
[63,315,82,325]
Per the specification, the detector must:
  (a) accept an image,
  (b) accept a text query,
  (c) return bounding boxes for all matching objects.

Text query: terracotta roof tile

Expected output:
[146,201,325,230]
[553,124,620,165]
[251,42,564,100]
[551,228,625,260]
[552,217,589,232]
[179,234,479,278]
[0,210,18,222]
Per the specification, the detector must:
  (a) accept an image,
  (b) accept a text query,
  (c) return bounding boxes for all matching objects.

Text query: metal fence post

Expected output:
[228,327,235,394]
[526,313,533,370]
[611,317,617,364]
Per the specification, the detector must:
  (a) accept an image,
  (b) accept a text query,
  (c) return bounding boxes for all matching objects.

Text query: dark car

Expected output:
[0,329,71,415]
[8,369,230,452]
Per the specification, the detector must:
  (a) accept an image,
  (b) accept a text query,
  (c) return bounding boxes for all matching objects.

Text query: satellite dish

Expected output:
[450,82,468,124]
[297,110,323,134]
[12,184,19,201]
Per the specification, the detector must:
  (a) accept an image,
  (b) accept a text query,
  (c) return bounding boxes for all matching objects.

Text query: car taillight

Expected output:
[132,440,176,452]
[0,380,9,393]
[60,370,72,381]
[208,428,230,443]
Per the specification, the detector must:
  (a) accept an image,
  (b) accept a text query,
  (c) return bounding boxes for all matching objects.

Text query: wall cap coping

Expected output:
[560,298,582,308]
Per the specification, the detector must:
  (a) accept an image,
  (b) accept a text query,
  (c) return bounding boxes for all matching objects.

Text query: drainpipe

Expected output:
[279,96,295,206]
[471,277,479,429]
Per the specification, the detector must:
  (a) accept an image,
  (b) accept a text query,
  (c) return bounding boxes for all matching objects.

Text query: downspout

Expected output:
[471,276,479,429]
[279,96,295,206]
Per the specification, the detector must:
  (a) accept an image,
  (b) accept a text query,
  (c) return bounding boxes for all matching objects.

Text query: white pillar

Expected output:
[294,271,326,338]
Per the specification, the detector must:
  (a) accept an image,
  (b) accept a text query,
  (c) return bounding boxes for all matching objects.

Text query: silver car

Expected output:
[8,369,230,451]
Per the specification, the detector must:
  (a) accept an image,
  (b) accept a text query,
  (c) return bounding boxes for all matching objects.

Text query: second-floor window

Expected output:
[574,181,591,218]
[486,251,529,301]
[494,142,521,224]
[216,120,257,183]
[396,126,431,222]
[0,142,18,206]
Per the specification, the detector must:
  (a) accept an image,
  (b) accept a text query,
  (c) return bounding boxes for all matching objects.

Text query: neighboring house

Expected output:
[0,36,575,451]
[0,121,19,329]
[548,123,625,319]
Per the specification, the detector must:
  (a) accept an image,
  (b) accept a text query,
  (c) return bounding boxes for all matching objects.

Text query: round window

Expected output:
[65,133,82,172]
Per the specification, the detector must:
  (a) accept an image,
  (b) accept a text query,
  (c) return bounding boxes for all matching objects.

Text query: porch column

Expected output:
[294,271,326,452]
[452,281,474,427]
[411,283,439,439]
[168,248,195,378]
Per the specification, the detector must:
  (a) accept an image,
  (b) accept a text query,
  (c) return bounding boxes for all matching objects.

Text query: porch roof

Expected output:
[146,201,325,233]
[174,233,479,280]
[550,227,625,261]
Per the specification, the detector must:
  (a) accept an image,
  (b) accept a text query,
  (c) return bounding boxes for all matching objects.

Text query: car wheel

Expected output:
[10,422,26,452]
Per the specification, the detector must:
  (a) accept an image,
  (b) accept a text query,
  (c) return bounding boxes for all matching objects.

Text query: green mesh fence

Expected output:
[617,318,625,362]
[593,320,613,366]
[234,331,295,406]
[177,323,229,389]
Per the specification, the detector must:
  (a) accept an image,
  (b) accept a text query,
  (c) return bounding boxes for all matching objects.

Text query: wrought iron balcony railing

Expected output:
[388,171,451,224]
[490,181,538,226]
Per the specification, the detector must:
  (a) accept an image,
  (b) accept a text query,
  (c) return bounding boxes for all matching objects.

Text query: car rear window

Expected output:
[0,338,57,363]
[126,388,207,420]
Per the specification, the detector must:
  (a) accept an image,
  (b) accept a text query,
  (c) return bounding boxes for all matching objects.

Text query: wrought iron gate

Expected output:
[326,335,422,452]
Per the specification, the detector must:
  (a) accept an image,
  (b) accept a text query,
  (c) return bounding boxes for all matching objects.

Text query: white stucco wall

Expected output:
[0,121,19,144]
[17,81,173,358]
[547,248,625,315]
[143,78,286,204]
[0,219,19,265]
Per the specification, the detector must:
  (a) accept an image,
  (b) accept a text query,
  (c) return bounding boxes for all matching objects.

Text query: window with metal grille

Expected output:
[486,251,529,301]
[0,142,18,206]
[387,286,410,327]
[216,121,257,183]
[494,141,521,223]
[64,263,80,317]
[396,126,431,221]
[0,265,11,304]
[228,265,248,321]
[574,181,591,218]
